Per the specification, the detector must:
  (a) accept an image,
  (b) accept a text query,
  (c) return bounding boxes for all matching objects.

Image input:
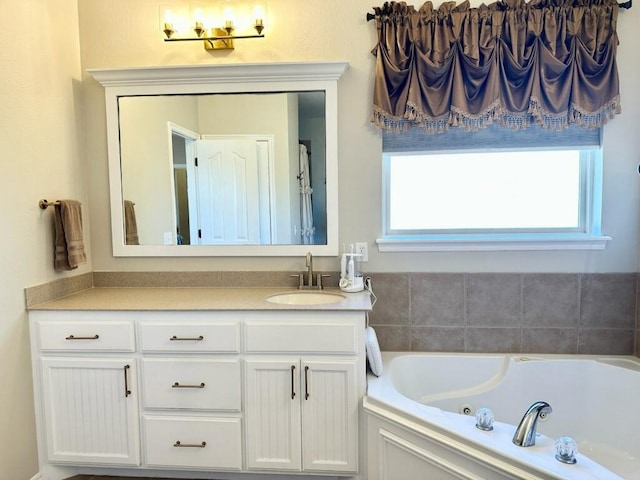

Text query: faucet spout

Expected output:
[512,401,552,447]
[305,252,314,288]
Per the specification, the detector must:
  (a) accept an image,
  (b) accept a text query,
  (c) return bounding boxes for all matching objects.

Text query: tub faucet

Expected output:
[512,401,552,447]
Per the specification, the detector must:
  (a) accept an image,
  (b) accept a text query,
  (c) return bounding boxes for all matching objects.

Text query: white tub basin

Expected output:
[265,291,346,305]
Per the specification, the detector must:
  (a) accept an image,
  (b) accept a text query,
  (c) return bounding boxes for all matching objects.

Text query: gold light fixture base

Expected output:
[204,28,234,50]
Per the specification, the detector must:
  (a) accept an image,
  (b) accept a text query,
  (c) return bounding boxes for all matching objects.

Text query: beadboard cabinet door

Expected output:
[245,357,358,473]
[40,357,140,465]
[245,358,302,471]
[301,358,358,473]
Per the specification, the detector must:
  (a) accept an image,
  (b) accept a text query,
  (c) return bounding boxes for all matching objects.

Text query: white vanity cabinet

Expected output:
[32,311,140,466]
[29,301,367,480]
[244,312,361,474]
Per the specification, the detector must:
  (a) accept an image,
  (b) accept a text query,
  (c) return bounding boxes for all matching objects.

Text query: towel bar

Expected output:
[39,199,60,210]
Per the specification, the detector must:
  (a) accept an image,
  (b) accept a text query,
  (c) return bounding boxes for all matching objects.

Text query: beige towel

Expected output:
[54,200,87,271]
[124,200,139,245]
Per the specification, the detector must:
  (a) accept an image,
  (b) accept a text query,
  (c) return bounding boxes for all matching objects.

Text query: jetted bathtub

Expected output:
[364,352,640,480]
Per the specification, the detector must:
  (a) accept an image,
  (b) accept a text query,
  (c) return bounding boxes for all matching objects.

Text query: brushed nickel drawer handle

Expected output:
[65,334,99,340]
[173,440,206,448]
[170,335,204,341]
[172,382,205,389]
[124,364,132,397]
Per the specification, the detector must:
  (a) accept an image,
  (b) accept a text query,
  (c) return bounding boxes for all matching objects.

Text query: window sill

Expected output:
[376,234,612,252]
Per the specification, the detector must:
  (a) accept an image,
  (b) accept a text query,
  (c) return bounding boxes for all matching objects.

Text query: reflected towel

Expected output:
[54,200,87,271]
[124,200,139,245]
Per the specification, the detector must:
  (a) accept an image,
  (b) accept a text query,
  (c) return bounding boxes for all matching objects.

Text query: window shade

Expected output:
[383,123,603,153]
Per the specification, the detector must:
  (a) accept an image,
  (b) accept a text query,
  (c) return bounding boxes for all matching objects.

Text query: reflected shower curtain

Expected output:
[299,144,315,245]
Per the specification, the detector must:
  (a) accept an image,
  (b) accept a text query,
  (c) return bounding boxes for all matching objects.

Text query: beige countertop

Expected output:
[28,287,372,312]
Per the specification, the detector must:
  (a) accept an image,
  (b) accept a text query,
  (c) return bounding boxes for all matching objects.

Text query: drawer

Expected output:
[139,322,240,353]
[142,359,241,411]
[37,320,135,352]
[245,322,357,353]
[144,416,242,470]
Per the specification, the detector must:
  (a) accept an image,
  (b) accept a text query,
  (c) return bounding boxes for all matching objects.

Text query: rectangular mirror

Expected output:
[89,62,348,256]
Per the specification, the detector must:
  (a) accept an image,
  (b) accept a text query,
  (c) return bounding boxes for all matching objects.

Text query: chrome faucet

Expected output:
[512,401,552,447]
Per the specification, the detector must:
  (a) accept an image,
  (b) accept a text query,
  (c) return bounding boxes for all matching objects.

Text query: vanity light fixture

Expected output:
[161,1,267,50]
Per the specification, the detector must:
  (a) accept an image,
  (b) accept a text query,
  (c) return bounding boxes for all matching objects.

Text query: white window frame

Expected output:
[377,147,610,252]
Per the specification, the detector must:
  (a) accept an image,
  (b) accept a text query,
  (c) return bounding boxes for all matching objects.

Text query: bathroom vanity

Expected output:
[28,287,370,480]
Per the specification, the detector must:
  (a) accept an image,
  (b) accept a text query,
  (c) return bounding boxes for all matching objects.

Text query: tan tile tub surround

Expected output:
[25,271,639,355]
[368,273,638,356]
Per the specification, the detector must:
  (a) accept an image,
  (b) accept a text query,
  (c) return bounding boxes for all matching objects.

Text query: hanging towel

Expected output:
[54,200,87,271]
[124,200,139,245]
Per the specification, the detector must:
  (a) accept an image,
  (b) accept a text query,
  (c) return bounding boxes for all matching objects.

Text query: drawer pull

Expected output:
[174,440,207,448]
[172,382,206,389]
[170,335,204,341]
[65,334,99,340]
[124,364,132,397]
[304,365,310,400]
[290,364,296,399]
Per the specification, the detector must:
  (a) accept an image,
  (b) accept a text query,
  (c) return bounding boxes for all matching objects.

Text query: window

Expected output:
[378,126,610,252]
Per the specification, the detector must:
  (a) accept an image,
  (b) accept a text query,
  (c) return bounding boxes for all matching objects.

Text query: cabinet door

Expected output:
[245,358,302,471]
[301,359,359,473]
[40,357,140,465]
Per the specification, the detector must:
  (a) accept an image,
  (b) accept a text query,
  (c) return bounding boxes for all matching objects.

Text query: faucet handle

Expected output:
[555,436,578,464]
[290,273,304,288]
[317,274,331,289]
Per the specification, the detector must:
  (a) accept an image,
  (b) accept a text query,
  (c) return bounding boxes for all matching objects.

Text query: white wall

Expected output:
[78,0,640,273]
[0,1,88,478]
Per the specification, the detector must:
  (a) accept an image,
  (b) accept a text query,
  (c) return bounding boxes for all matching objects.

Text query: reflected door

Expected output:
[194,137,270,245]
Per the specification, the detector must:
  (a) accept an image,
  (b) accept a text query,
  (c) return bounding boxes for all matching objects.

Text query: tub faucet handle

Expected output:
[475,407,494,431]
[555,436,578,464]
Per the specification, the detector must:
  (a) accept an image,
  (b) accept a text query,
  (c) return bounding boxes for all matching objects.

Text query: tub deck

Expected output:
[365,352,639,480]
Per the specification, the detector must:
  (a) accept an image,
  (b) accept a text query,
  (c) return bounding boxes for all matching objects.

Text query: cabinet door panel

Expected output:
[302,359,358,473]
[40,357,140,465]
[245,359,301,471]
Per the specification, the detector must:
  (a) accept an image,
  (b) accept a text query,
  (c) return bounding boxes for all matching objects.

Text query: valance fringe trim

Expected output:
[373,95,622,134]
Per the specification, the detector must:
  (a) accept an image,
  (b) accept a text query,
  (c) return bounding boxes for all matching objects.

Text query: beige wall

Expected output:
[0,1,88,478]
[78,0,640,273]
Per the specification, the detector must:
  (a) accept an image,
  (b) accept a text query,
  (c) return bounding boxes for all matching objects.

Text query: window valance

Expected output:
[371,0,622,133]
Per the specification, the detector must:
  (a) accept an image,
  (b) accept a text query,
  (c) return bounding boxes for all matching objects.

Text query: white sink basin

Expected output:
[266,291,346,305]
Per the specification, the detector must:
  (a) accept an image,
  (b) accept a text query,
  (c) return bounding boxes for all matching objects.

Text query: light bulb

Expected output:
[163,9,174,29]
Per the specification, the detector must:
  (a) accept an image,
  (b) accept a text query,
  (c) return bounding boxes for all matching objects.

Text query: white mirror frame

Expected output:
[89,61,348,257]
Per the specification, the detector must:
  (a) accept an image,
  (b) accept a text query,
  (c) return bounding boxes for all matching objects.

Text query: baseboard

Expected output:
[29,473,42,480]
